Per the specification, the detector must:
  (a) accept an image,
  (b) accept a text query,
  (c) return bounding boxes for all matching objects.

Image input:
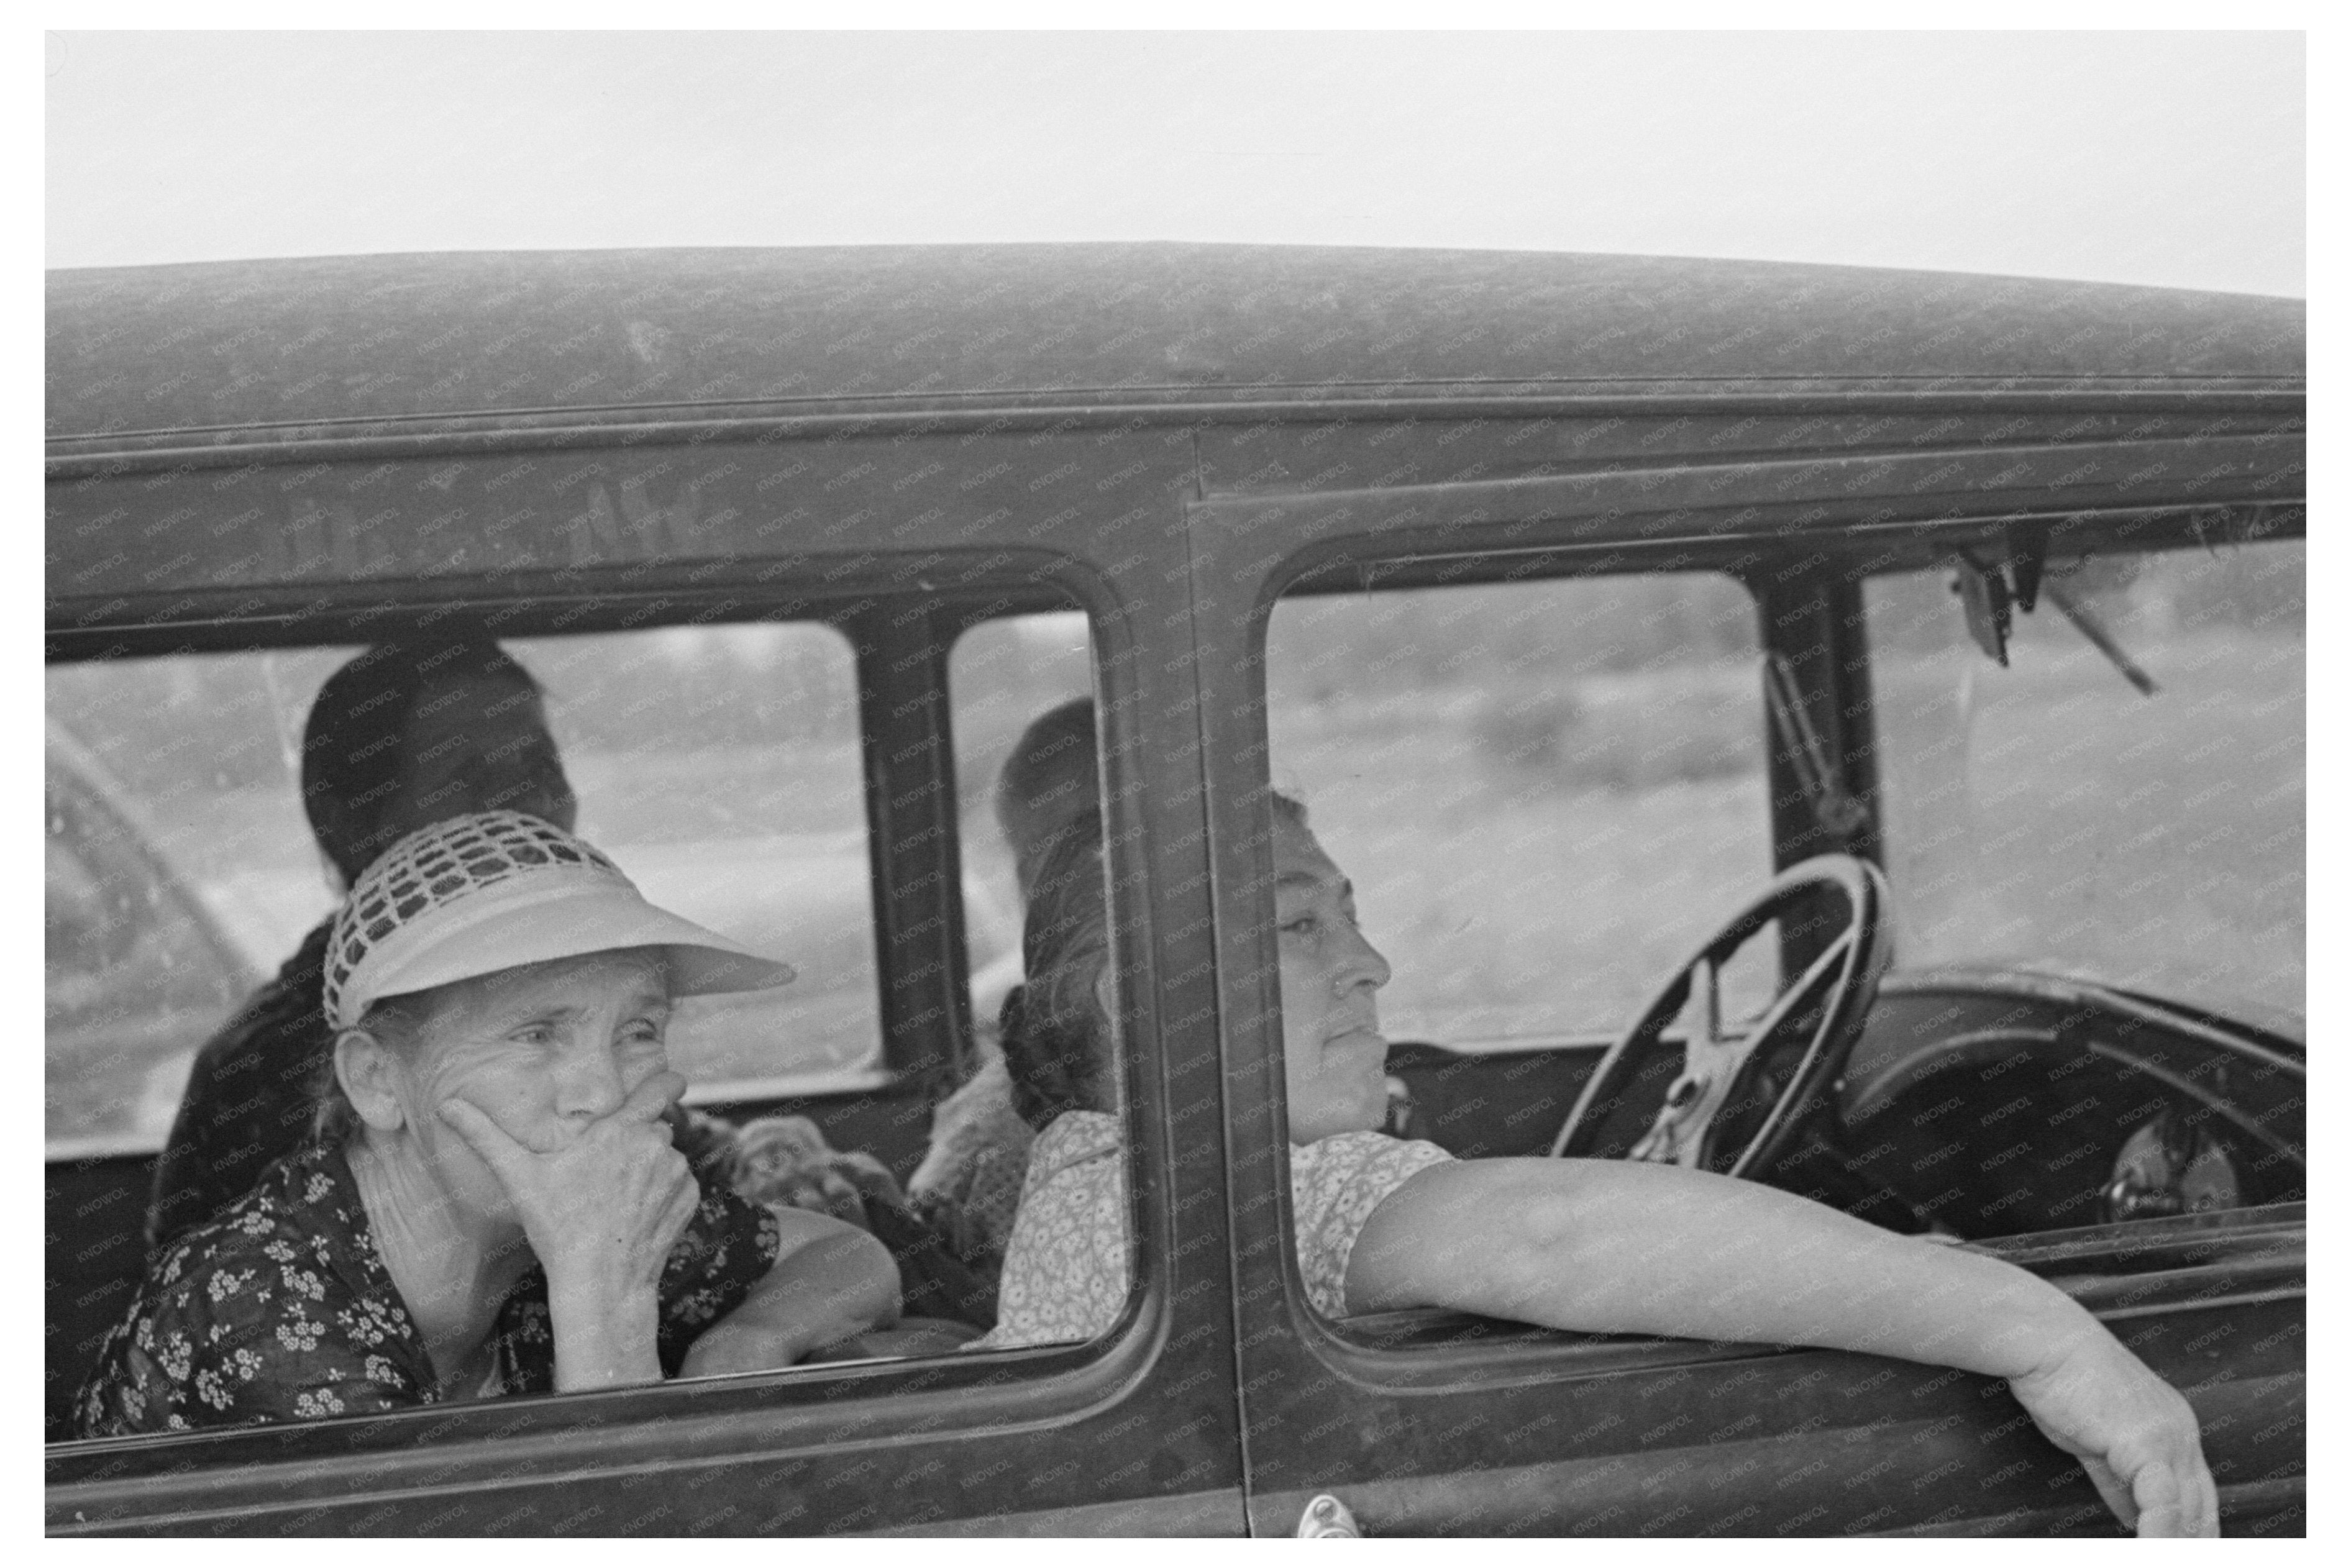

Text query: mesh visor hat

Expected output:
[324,810,794,1031]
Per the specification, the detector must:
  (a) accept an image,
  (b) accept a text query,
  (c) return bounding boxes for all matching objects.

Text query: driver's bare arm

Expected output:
[678,1209,900,1377]
[1346,1157,2218,1539]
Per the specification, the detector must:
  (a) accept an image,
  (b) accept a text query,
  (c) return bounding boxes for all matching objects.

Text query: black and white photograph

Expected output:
[42,26,2306,1538]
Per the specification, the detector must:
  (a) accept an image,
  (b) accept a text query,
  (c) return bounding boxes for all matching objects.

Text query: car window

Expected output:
[931,607,1144,1352]
[51,601,1162,1448]
[1264,572,1774,1049]
[43,625,879,1152]
[45,744,255,1151]
[1865,538,2304,1024]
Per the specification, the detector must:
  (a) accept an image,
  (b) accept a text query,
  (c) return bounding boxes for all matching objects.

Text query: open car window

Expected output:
[1253,543,2308,1344]
[1265,572,1775,1053]
[1261,568,1784,1330]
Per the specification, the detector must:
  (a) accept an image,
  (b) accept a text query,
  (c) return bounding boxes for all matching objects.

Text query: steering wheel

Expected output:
[1550,854,1892,1178]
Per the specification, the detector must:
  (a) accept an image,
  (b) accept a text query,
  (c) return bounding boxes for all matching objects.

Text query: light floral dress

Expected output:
[974,1111,1452,1349]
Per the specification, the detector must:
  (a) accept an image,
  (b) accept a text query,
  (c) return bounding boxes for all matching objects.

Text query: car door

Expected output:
[45,411,1251,1534]
[1187,408,2304,1537]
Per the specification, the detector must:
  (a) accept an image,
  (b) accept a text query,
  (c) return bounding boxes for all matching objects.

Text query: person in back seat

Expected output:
[906,698,1098,1260]
[723,698,1100,1323]
[146,637,641,1253]
[149,634,986,1341]
[80,811,897,1436]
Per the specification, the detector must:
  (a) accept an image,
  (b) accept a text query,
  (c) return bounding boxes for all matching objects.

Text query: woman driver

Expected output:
[76,811,898,1434]
[975,799,2220,1539]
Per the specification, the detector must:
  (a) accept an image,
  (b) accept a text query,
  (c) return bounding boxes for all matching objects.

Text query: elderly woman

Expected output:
[974,800,2220,1538]
[150,636,587,1252]
[76,811,898,1435]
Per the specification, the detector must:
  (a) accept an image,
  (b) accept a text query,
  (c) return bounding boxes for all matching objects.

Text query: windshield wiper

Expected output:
[1953,533,2158,697]
[2040,575,2158,695]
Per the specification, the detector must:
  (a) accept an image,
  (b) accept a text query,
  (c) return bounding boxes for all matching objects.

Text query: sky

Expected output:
[44,30,2305,296]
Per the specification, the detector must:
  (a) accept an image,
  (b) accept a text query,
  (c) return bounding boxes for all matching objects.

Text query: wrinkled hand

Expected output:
[731,1114,905,1229]
[2006,1324,2219,1537]
[441,1070,701,1297]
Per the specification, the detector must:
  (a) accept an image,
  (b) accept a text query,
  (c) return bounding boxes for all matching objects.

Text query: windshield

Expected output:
[1865,539,2304,1026]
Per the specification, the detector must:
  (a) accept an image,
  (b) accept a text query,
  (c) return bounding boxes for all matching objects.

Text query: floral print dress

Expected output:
[74,1139,780,1437]
[971,1111,1453,1349]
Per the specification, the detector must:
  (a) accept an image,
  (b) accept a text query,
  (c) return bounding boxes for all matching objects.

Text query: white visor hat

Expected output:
[324,809,794,1031]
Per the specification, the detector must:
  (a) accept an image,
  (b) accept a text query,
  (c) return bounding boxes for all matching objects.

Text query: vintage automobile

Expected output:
[45,245,2304,1536]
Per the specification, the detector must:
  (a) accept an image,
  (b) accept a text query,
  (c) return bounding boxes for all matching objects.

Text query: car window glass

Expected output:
[1865,539,2304,1023]
[43,626,876,1153]
[45,747,257,1149]
[1265,572,1773,1051]
[949,609,1092,1039]
[933,608,1139,1351]
[46,654,334,1152]
[511,626,878,1097]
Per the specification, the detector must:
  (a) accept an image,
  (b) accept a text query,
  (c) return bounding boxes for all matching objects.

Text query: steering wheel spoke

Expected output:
[1694,955,1722,1046]
[1627,983,1763,1165]
[1552,856,1892,1177]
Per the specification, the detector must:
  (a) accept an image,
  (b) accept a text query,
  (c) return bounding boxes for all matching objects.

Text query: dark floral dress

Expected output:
[145,921,339,1255]
[75,1139,782,1437]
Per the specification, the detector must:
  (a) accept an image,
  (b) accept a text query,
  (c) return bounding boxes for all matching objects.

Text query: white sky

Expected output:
[44,29,2305,296]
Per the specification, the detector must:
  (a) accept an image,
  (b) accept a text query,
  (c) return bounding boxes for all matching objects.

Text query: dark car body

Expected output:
[45,245,2304,1536]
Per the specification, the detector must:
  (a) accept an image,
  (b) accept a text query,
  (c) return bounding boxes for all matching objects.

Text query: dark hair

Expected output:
[998,809,1116,1131]
[302,637,541,884]
[998,791,1308,1133]
[994,698,1098,900]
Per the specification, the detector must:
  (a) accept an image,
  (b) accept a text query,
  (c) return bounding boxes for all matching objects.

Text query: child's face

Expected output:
[1273,816,1394,1145]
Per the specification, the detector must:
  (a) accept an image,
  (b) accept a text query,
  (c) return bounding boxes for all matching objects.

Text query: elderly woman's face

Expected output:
[1274,817,1394,1145]
[389,949,675,1215]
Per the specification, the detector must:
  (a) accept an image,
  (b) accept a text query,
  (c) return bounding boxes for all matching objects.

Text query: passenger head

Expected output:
[1269,804,1395,1143]
[994,698,1097,901]
[301,637,575,889]
[998,808,1117,1130]
[337,949,678,1223]
[998,792,1389,1145]
[319,811,793,1200]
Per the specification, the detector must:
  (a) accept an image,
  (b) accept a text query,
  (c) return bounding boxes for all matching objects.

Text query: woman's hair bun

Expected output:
[1000,814,1118,1129]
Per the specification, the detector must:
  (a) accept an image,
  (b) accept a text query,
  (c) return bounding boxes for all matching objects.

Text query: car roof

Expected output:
[47,245,2305,450]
